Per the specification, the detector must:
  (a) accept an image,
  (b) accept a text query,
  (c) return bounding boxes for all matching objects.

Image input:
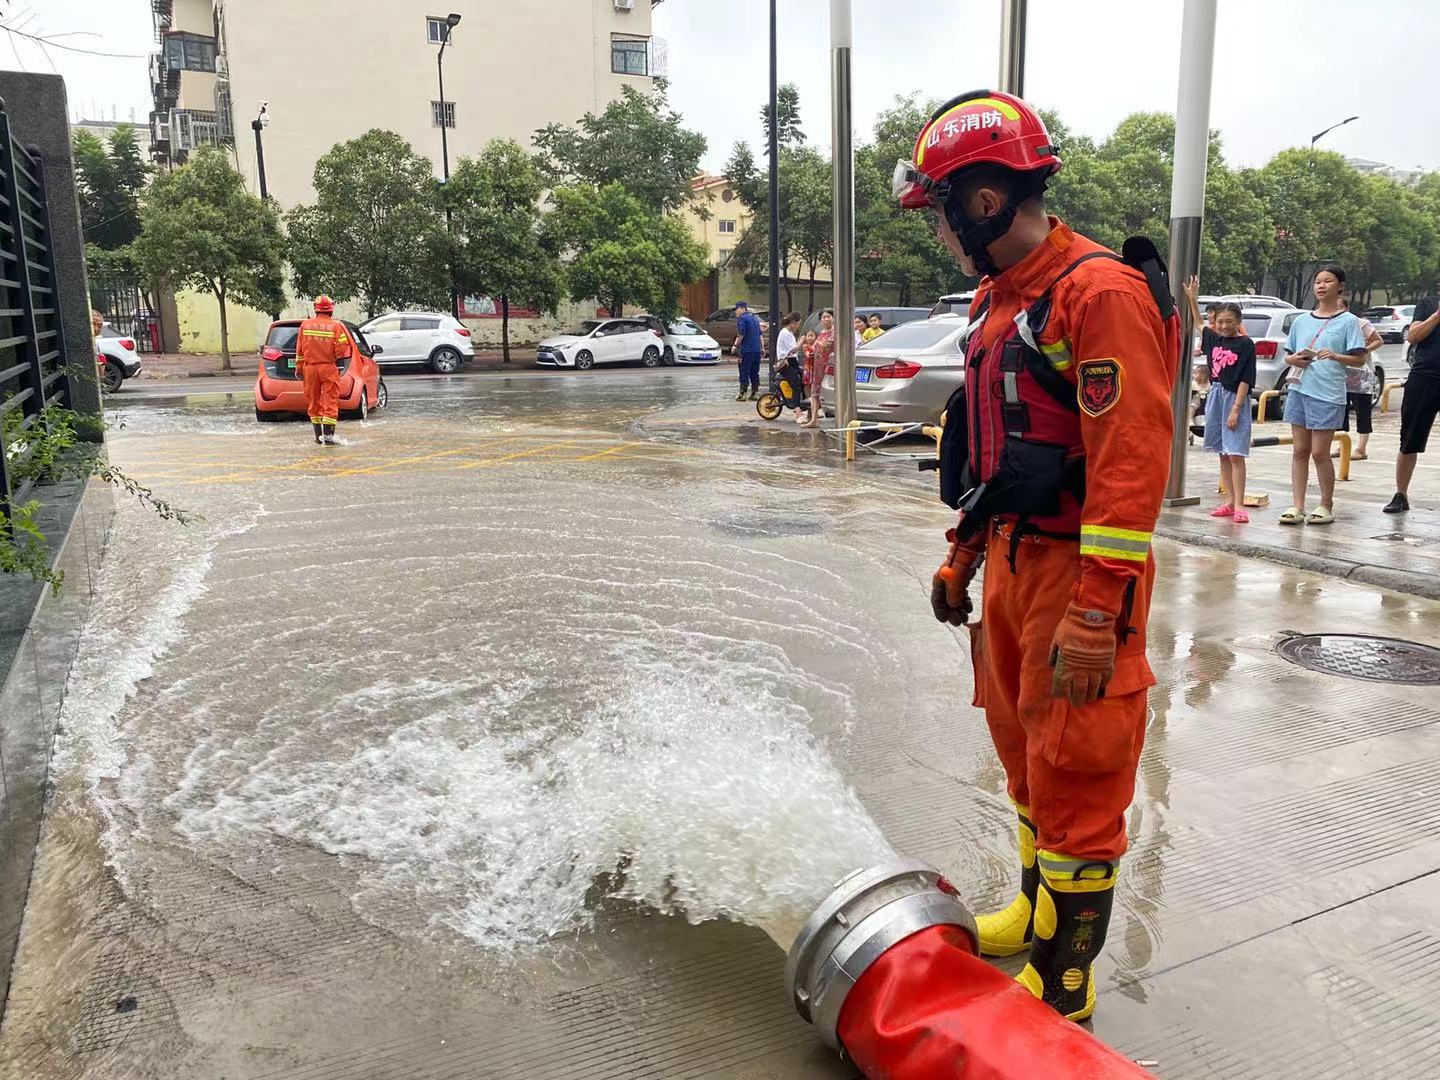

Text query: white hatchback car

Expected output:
[535,318,667,369]
[358,311,475,373]
[662,318,722,365]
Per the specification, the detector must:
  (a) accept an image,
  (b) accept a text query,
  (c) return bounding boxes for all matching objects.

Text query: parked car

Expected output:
[800,305,931,338]
[1216,294,1295,310]
[660,318,723,365]
[1192,307,1386,412]
[357,311,474,373]
[254,319,388,422]
[535,317,668,370]
[701,306,771,350]
[97,324,142,392]
[928,292,976,319]
[818,316,970,424]
[1361,304,1415,343]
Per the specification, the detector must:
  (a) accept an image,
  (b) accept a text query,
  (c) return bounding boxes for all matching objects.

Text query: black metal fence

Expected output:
[0,105,74,532]
[89,269,161,353]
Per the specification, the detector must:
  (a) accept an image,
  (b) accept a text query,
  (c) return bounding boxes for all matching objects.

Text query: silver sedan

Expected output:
[821,316,969,425]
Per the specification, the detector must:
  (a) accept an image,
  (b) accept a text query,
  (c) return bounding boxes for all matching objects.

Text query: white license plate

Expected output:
[855,369,872,384]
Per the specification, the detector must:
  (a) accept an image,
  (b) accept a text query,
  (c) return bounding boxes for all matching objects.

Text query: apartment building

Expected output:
[150,0,665,208]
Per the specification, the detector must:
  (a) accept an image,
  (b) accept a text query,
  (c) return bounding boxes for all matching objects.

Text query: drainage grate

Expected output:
[1275,634,1440,685]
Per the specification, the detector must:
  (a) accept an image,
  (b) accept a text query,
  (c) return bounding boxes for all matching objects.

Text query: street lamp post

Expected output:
[1311,115,1359,149]
[437,12,462,319]
[251,102,270,200]
[767,0,780,373]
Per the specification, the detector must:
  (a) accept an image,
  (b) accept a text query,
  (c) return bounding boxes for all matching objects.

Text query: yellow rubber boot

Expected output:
[1015,851,1117,1022]
[975,807,1039,957]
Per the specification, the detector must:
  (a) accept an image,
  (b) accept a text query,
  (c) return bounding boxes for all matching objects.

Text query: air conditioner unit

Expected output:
[614,0,635,10]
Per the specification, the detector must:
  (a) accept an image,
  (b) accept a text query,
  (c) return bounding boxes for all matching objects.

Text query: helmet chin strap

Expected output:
[945,201,1018,278]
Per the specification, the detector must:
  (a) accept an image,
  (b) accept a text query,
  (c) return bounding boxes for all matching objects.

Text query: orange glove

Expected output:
[930,529,984,626]
[1049,603,1117,705]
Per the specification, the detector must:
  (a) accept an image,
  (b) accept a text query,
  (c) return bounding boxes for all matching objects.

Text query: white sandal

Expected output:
[1278,507,1305,525]
[1306,507,1335,525]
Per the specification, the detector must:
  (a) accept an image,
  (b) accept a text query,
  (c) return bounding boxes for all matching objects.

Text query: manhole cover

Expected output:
[711,510,829,538]
[1275,634,1440,684]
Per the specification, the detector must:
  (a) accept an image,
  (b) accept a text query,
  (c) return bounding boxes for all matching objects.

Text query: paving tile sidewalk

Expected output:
[1158,402,1440,598]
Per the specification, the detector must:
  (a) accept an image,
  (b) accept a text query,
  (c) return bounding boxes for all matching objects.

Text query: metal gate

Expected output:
[88,268,161,353]
[0,104,74,533]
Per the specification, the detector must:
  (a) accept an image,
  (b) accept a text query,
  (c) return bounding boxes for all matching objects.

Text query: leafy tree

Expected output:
[286,129,448,319]
[72,124,147,249]
[135,146,284,371]
[545,182,708,318]
[534,84,706,214]
[761,83,805,151]
[445,140,563,362]
[1257,148,1370,303]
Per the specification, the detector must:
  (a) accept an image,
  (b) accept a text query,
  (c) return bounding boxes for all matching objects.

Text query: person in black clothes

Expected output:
[1185,284,1257,521]
[1388,284,1440,513]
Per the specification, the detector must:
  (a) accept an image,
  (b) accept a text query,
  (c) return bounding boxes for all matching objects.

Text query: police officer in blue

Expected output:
[731,300,764,402]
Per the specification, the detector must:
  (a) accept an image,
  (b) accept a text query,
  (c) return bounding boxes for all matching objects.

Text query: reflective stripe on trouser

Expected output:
[1016,850,1118,1021]
[973,526,1155,863]
[302,362,341,426]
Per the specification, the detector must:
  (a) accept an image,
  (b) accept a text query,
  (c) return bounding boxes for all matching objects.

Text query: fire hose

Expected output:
[785,861,1154,1079]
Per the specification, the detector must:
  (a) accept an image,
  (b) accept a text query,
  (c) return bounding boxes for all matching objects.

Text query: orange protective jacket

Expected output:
[295,315,353,368]
[967,218,1180,616]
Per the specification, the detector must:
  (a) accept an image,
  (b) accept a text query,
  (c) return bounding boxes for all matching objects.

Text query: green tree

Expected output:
[1257,148,1370,303]
[725,143,832,311]
[445,140,563,363]
[534,84,706,214]
[286,130,447,319]
[72,124,148,249]
[135,146,284,371]
[545,182,708,318]
[761,83,805,150]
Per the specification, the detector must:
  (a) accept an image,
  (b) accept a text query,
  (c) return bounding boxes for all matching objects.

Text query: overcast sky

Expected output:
[21,0,1440,177]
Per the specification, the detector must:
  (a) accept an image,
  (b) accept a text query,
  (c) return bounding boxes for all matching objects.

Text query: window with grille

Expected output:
[431,100,456,128]
[611,35,648,76]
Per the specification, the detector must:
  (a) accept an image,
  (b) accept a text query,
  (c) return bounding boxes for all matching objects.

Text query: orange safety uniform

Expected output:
[295,315,352,429]
[965,218,1178,863]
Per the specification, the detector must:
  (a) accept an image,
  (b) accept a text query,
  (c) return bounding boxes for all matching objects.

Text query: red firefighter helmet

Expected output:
[893,90,1061,210]
[313,294,335,315]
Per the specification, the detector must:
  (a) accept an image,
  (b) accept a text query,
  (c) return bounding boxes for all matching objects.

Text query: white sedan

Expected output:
[535,318,667,369]
[820,316,970,424]
[662,318,723,365]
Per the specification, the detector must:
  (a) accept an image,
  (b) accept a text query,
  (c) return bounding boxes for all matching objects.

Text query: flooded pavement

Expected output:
[3,368,1440,1079]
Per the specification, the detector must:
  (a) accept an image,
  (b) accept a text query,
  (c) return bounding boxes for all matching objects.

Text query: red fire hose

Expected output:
[787,862,1153,1080]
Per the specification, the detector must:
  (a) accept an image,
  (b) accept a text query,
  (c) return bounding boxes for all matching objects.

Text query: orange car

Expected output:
[254,319,389,422]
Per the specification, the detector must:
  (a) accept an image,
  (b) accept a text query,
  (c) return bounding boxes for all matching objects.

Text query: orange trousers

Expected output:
[302,361,340,426]
[971,524,1156,863]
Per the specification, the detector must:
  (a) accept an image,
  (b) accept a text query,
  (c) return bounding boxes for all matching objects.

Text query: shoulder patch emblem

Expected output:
[1077,358,1122,417]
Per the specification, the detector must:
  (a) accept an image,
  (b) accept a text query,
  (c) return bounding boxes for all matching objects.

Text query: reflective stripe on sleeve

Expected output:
[1079,524,1151,562]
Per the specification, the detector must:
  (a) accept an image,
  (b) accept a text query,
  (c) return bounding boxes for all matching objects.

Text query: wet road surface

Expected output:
[3,367,1440,1078]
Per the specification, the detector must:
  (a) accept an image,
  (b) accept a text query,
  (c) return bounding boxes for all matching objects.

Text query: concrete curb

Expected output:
[1155,524,1440,600]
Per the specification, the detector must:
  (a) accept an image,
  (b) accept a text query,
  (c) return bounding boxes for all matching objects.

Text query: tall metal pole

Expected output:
[767,0,781,374]
[251,119,268,200]
[830,0,856,433]
[438,26,459,318]
[1162,0,1217,507]
[997,0,1027,96]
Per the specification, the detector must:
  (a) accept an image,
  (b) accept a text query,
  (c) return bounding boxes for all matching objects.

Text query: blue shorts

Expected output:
[1203,386,1251,456]
[1283,390,1345,432]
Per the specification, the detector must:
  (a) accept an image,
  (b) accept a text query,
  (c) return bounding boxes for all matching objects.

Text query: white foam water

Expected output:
[174,666,894,950]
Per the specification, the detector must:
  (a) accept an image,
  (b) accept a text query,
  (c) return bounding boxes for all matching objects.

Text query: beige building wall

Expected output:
[221,0,655,209]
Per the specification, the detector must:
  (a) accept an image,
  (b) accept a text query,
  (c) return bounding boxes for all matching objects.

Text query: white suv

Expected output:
[536,318,667,369]
[359,311,475,373]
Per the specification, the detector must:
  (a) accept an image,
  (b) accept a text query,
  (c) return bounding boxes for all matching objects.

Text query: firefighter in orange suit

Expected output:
[296,295,351,445]
[893,91,1181,1022]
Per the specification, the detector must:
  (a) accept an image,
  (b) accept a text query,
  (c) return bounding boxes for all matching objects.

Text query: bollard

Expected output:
[1380,380,1405,413]
[1255,388,1280,426]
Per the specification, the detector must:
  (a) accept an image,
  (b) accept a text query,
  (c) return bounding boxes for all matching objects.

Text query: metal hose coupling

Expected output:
[784,860,978,1051]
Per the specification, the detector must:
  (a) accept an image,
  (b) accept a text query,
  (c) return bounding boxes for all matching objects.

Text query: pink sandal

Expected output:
[1209,504,1235,518]
[1233,510,1249,524]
